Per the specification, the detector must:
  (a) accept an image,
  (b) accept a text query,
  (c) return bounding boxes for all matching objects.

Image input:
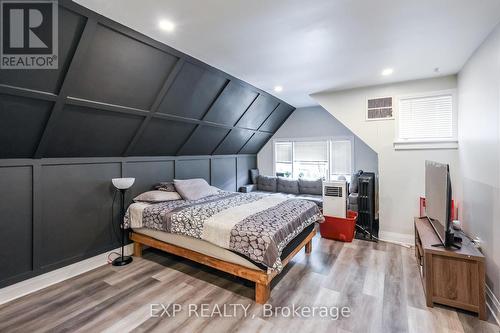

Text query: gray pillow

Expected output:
[250,169,259,184]
[256,175,277,192]
[277,177,299,194]
[133,191,181,202]
[153,182,176,192]
[298,178,323,195]
[173,178,218,201]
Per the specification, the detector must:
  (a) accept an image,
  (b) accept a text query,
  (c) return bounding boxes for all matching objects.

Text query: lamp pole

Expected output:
[120,188,126,261]
[111,178,135,266]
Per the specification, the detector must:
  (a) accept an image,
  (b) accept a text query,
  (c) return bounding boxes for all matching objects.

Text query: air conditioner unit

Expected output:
[323,180,347,218]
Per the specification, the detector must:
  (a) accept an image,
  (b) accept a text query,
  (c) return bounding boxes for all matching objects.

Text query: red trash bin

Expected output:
[320,211,358,242]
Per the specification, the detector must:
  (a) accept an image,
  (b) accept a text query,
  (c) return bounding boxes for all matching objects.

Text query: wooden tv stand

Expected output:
[414,217,486,320]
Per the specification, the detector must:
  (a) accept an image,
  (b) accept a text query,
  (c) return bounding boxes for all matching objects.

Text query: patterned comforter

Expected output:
[124,191,323,272]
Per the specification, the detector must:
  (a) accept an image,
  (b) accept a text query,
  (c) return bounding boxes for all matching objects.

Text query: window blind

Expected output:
[275,142,292,163]
[294,141,328,162]
[274,139,352,180]
[398,94,453,140]
[330,140,351,175]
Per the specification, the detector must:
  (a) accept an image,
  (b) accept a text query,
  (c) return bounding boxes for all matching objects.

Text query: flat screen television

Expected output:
[425,160,456,248]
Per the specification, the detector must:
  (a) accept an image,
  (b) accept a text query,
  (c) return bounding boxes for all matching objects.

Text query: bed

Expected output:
[124,190,323,303]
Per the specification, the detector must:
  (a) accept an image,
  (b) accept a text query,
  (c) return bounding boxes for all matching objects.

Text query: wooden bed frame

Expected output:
[130,228,316,304]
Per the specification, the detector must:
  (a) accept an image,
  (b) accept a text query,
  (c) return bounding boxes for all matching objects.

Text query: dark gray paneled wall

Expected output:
[0,155,256,287]
[0,1,295,160]
[40,163,122,268]
[0,167,33,281]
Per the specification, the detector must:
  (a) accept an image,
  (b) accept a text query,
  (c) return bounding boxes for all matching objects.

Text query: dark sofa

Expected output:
[239,175,323,208]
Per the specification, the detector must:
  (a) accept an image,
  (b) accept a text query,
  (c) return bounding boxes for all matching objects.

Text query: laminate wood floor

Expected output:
[1,234,498,333]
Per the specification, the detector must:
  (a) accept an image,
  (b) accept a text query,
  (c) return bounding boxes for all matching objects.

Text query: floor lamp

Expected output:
[111,177,135,266]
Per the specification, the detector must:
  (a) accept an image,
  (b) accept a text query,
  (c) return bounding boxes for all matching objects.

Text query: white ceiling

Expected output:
[75,0,500,107]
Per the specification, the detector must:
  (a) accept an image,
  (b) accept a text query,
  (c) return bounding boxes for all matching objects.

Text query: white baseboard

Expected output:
[0,244,133,305]
[378,231,414,246]
[486,284,500,326]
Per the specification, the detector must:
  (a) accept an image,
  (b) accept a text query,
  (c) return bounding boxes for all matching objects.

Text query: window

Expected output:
[275,142,292,177]
[293,141,329,179]
[330,140,352,177]
[273,138,352,180]
[395,90,457,150]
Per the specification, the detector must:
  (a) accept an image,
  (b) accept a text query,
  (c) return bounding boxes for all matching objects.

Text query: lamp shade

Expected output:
[112,178,135,190]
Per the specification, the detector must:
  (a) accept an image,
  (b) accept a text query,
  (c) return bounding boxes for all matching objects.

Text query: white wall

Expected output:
[311,75,459,244]
[458,23,500,300]
[257,106,378,176]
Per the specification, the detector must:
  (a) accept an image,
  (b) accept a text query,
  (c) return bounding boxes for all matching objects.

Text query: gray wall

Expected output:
[0,154,256,287]
[457,23,500,300]
[257,106,378,176]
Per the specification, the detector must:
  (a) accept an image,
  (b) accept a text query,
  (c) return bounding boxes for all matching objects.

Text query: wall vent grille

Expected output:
[367,96,393,120]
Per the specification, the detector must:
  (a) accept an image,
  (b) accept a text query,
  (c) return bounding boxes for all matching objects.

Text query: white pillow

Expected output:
[133,190,182,203]
[174,178,219,201]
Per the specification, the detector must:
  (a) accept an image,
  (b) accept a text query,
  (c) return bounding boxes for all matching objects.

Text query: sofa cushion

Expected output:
[298,178,323,195]
[277,177,299,194]
[256,175,277,192]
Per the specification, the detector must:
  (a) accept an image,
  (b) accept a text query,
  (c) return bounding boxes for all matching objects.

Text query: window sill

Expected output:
[393,140,458,151]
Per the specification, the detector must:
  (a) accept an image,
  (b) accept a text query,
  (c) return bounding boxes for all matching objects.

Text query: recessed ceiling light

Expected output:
[381,68,394,76]
[159,19,175,32]
[274,85,283,93]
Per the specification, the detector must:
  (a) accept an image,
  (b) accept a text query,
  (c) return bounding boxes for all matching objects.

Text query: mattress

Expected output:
[125,191,323,272]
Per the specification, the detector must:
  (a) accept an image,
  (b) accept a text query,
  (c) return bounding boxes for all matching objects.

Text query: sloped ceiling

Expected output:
[75,0,500,107]
[0,0,294,159]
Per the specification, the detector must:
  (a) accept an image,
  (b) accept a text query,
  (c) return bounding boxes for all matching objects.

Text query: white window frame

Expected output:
[272,136,354,181]
[394,89,458,150]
